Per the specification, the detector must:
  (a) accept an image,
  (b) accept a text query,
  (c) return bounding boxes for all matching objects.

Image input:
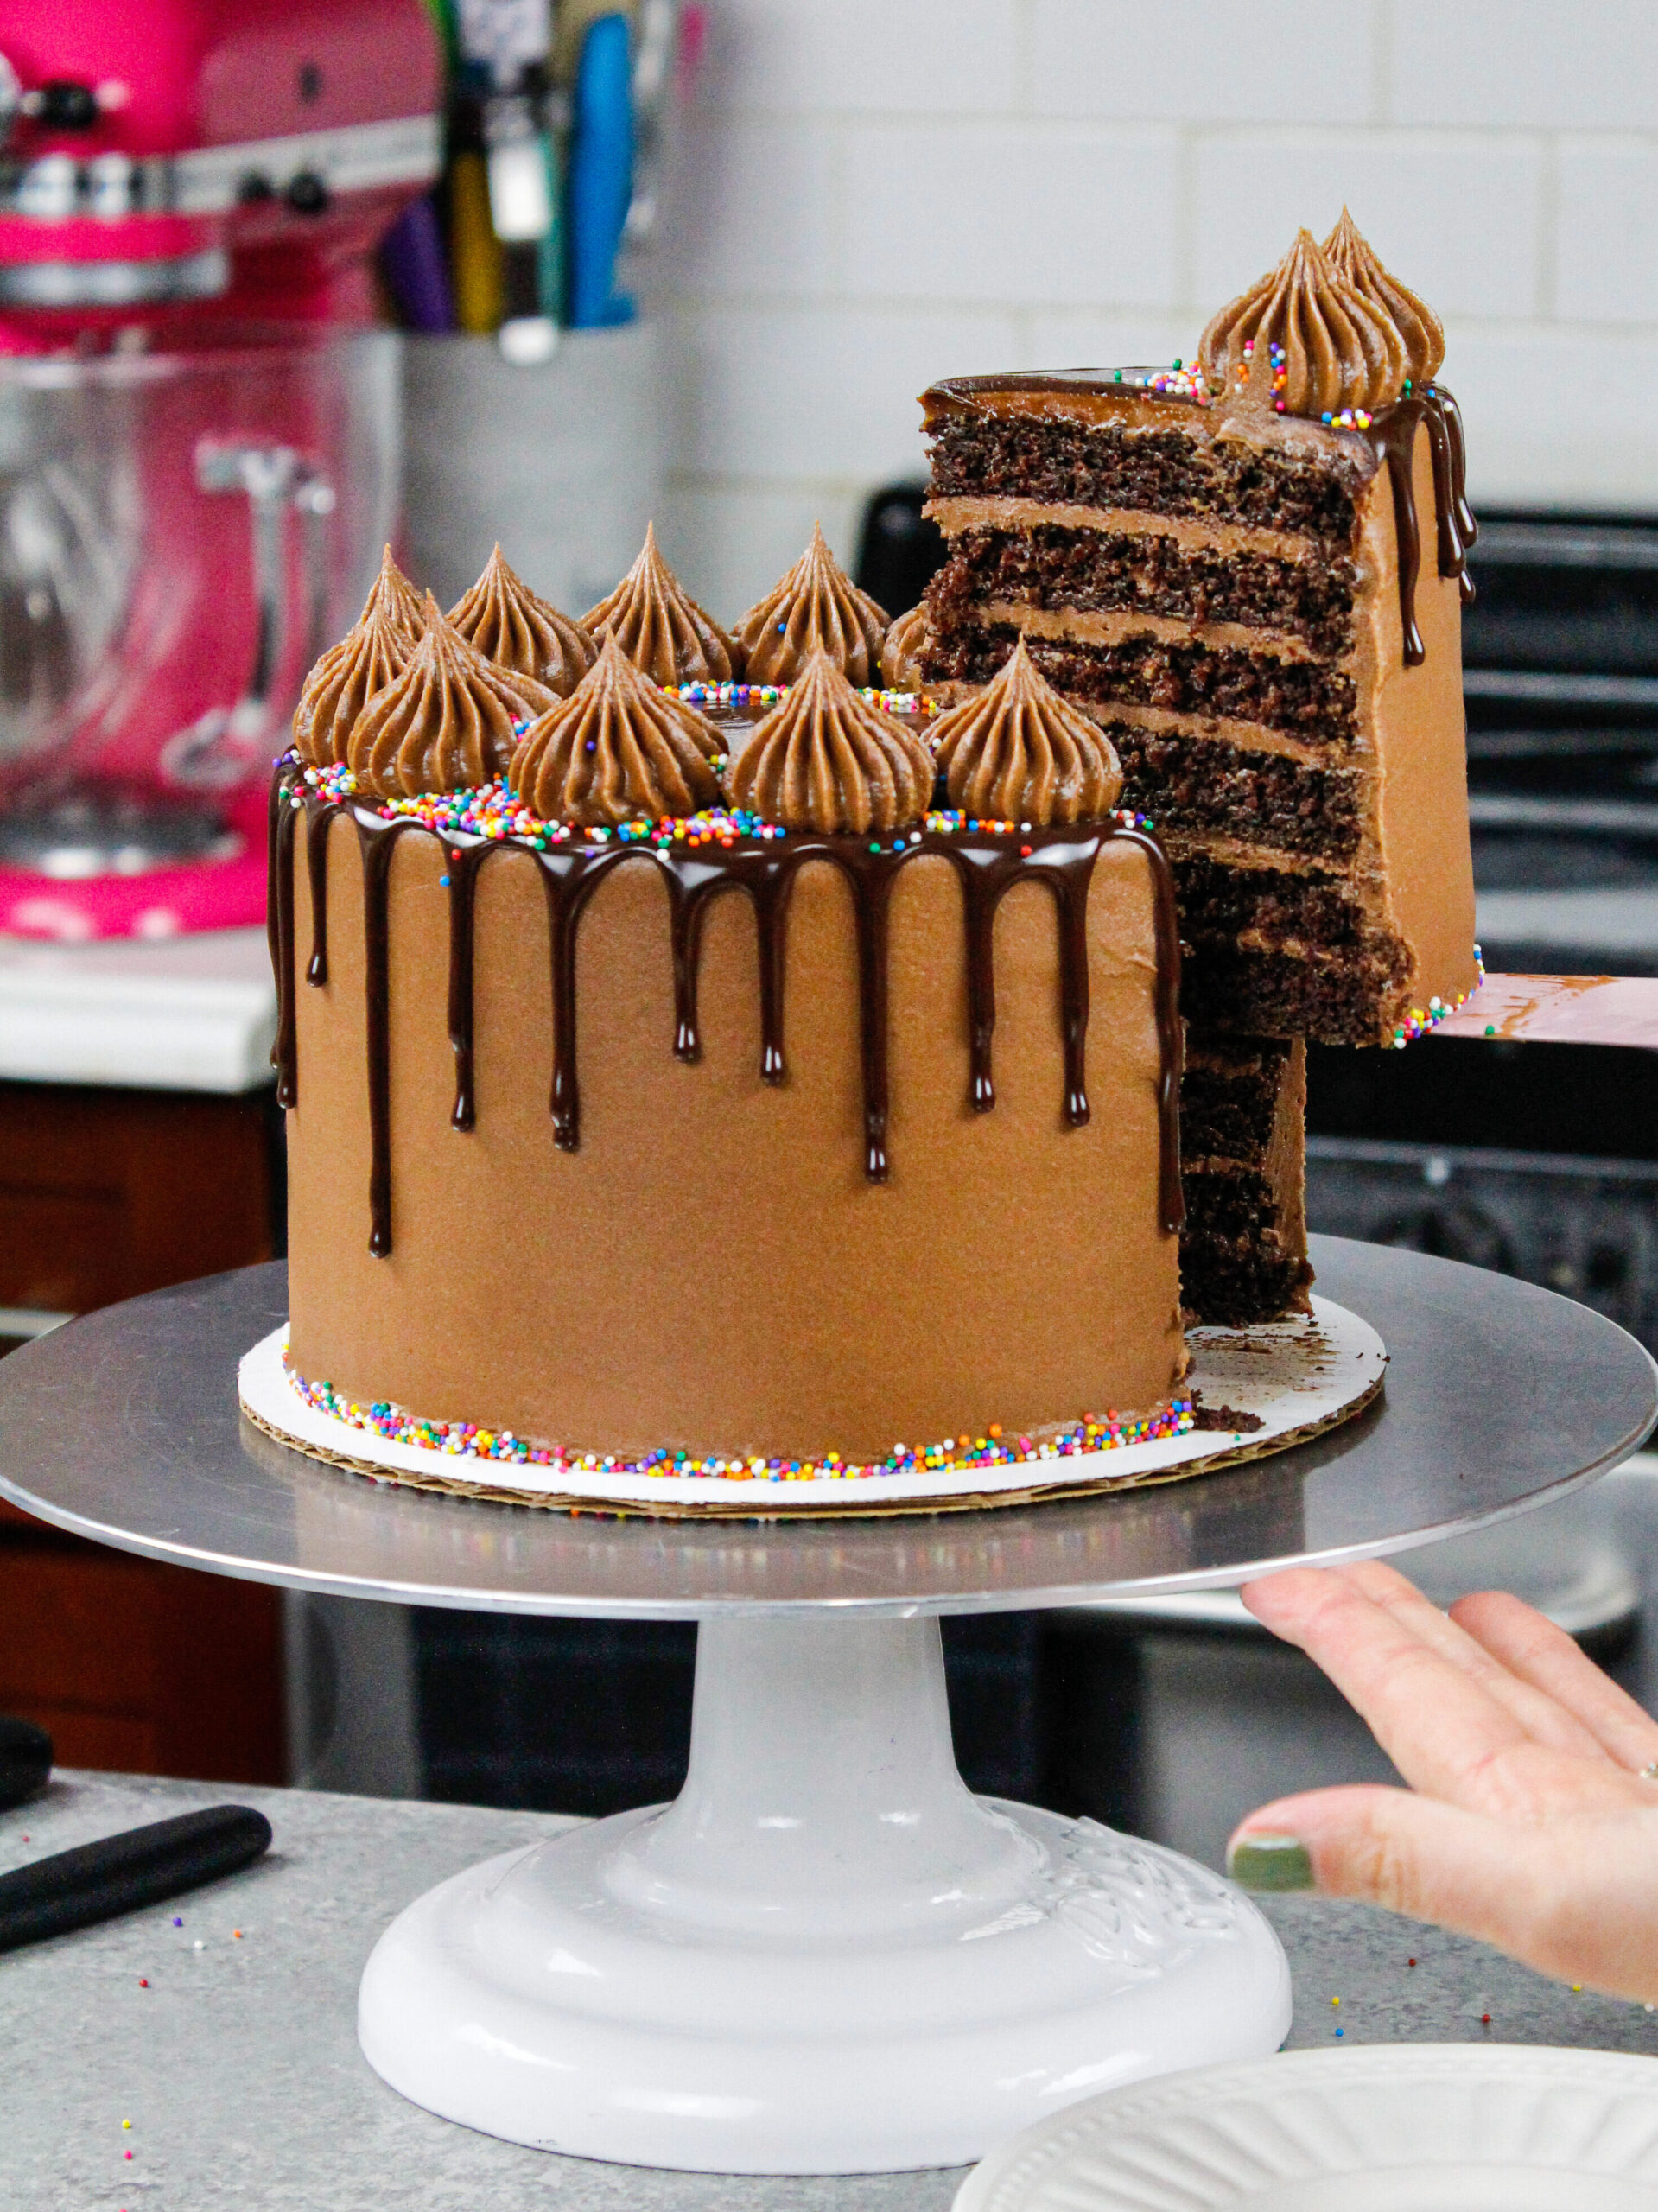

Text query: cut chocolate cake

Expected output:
[271,547,1191,1495]
[917,216,1479,1057]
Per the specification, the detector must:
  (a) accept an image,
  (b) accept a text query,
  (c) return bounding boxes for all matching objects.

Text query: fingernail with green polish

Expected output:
[1227,1833,1314,1891]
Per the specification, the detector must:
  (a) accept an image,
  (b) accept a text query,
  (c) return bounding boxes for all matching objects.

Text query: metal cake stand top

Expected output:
[0,1237,1652,1618]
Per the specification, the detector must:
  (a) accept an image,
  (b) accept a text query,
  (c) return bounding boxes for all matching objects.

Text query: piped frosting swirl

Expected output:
[361,543,426,641]
[582,523,738,687]
[880,604,931,690]
[511,632,724,825]
[347,595,555,799]
[293,586,416,769]
[931,637,1122,825]
[448,543,598,697]
[1198,226,1408,419]
[732,523,890,685]
[729,651,936,833]
[1322,207,1445,388]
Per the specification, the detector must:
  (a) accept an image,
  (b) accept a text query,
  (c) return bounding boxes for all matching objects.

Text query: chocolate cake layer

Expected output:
[1171,849,1392,957]
[932,525,1357,659]
[1180,939,1408,1043]
[926,412,1362,545]
[1178,1033,1312,1327]
[1180,1034,1295,1160]
[923,622,1359,747]
[1178,1223,1312,1330]
[1113,726,1363,864]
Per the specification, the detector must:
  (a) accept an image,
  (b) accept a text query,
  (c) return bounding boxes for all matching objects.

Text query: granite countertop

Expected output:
[4,1772,1657,2212]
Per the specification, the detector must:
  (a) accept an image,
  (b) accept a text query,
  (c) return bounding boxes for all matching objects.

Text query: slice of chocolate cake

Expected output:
[1179,1031,1312,1327]
[917,216,1479,1052]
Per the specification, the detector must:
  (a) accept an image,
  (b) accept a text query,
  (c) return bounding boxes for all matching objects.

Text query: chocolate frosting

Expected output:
[272,757,1185,1233]
[582,522,738,687]
[729,651,936,833]
[1322,207,1445,388]
[880,604,931,690]
[347,595,555,799]
[448,543,598,698]
[362,543,426,641]
[733,522,890,685]
[931,636,1123,825]
[511,633,725,824]
[292,588,415,768]
[1198,227,1407,419]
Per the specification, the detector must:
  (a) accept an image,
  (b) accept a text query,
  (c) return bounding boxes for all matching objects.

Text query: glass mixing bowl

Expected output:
[0,327,399,881]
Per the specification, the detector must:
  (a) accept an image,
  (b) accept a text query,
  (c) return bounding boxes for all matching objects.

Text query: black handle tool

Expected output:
[0,1804,272,1954]
[0,1717,52,1810]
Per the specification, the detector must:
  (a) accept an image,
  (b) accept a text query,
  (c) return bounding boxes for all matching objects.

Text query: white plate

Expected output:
[953,2044,1658,2212]
[238,1295,1385,1516]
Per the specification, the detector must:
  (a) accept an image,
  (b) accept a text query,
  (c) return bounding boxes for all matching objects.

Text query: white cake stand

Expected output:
[0,1236,1652,2177]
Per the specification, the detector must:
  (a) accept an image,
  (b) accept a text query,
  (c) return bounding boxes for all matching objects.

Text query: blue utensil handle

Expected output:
[568,12,636,328]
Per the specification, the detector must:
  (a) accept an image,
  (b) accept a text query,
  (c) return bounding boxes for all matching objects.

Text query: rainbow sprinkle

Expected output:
[924,806,1155,837]
[1115,359,1212,404]
[1390,945,1485,1047]
[292,764,1159,855]
[664,681,941,717]
[285,1355,1196,1484]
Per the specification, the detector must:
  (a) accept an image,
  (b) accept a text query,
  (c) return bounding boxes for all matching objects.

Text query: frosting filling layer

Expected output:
[931,524,1357,659]
[926,497,1323,563]
[923,623,1360,747]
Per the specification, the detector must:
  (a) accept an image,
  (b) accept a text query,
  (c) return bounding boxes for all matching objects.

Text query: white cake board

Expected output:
[357,1611,1291,2172]
[238,1294,1386,1516]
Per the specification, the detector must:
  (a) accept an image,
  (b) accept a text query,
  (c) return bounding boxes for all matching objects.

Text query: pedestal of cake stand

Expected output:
[2,1243,1655,2176]
[358,1611,1288,2173]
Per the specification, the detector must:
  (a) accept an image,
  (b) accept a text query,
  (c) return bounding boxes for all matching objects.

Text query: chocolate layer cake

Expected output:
[272,542,1191,1486]
[917,216,1479,1052]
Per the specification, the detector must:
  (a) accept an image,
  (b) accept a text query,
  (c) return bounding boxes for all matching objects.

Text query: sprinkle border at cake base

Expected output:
[238,1296,1387,1520]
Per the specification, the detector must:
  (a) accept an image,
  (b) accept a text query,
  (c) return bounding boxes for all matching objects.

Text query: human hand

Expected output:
[1225,1559,1658,2003]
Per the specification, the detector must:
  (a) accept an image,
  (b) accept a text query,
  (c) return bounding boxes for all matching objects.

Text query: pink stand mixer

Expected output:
[0,0,440,938]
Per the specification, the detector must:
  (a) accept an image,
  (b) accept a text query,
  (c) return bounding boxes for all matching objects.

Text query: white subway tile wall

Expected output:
[652,0,1658,615]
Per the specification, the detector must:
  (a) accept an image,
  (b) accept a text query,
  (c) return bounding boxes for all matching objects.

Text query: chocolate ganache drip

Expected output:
[448,543,597,698]
[730,652,936,833]
[582,522,738,687]
[880,604,931,690]
[732,522,890,686]
[347,594,556,799]
[272,766,1185,1248]
[511,632,724,824]
[1198,227,1406,419]
[932,637,1122,826]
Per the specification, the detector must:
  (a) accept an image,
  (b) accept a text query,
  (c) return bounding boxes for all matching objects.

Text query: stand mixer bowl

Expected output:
[0,328,398,925]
